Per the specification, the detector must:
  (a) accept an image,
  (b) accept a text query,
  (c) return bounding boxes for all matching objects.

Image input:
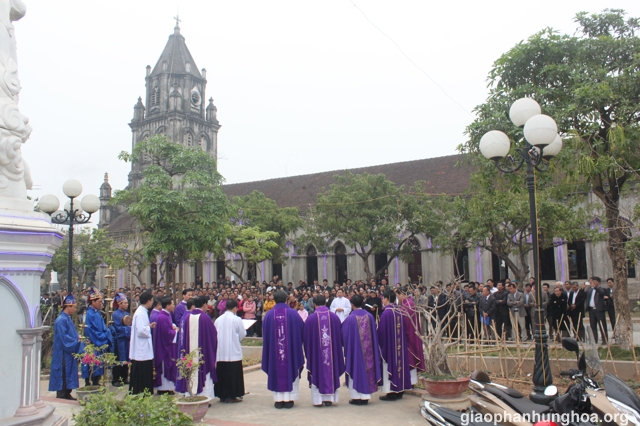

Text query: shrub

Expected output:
[73,390,192,425]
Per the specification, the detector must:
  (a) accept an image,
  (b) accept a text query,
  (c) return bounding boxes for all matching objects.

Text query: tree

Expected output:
[229,190,302,265]
[112,135,230,292]
[460,9,640,348]
[51,227,118,288]
[111,230,151,287]
[224,225,279,281]
[441,171,597,285]
[305,172,428,281]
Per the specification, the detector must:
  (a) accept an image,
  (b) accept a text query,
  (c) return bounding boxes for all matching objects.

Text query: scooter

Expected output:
[420,401,495,426]
[560,336,640,426]
[468,370,556,426]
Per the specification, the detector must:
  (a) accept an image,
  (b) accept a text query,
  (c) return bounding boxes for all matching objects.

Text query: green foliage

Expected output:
[73,390,192,425]
[51,227,118,286]
[445,172,598,283]
[460,8,640,346]
[112,135,230,283]
[225,225,279,281]
[305,172,439,280]
[231,191,302,263]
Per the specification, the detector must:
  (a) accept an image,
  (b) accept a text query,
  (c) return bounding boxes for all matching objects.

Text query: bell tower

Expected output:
[128,17,221,186]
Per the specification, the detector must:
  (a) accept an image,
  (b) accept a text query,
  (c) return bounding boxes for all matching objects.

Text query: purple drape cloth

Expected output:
[378,304,412,392]
[401,298,425,372]
[153,310,177,387]
[341,309,382,394]
[176,309,218,394]
[303,306,345,395]
[262,303,305,393]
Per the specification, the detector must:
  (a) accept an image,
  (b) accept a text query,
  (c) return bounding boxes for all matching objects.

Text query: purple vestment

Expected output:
[341,309,382,394]
[378,304,412,392]
[174,301,188,327]
[303,306,345,395]
[262,302,304,393]
[401,298,426,372]
[153,310,177,387]
[176,309,218,394]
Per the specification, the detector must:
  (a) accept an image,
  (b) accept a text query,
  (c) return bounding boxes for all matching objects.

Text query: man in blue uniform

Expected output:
[82,287,111,386]
[48,295,84,400]
[111,293,131,386]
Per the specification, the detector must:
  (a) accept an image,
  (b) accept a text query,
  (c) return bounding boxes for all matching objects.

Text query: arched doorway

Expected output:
[306,245,318,284]
[407,238,422,284]
[491,253,509,282]
[335,243,348,284]
[454,247,469,282]
[374,253,388,281]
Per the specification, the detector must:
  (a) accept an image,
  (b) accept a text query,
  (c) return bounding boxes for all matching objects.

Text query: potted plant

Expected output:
[409,280,470,399]
[174,348,211,422]
[74,339,107,403]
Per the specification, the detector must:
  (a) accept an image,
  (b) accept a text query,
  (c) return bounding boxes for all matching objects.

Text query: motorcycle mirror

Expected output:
[562,337,580,353]
[543,385,558,396]
[470,370,491,383]
[578,352,587,372]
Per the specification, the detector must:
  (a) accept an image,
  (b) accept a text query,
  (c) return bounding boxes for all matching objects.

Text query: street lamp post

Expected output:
[479,98,563,404]
[37,179,100,294]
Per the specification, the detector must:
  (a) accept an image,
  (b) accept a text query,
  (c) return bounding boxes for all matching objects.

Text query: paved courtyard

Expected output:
[41,368,426,426]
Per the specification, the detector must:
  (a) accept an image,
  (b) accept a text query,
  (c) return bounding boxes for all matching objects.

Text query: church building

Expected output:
[97,23,639,294]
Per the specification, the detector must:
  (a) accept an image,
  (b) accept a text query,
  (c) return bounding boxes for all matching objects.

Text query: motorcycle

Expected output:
[559,335,640,426]
[468,369,556,426]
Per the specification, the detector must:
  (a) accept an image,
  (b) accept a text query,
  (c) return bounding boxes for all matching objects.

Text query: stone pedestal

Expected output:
[0,206,66,425]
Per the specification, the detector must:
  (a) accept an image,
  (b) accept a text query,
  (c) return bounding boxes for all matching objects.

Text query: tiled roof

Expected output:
[222,154,470,210]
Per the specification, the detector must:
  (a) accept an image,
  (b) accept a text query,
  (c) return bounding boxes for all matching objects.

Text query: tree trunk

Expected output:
[605,207,632,349]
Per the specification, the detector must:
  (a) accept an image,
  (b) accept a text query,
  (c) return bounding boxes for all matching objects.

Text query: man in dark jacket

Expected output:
[567,281,586,340]
[478,287,496,341]
[585,276,609,344]
[463,286,480,340]
[493,282,510,340]
[605,278,616,332]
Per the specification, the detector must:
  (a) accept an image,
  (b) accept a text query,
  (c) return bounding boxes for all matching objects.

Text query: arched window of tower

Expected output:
[152,86,159,105]
[199,135,208,151]
[184,131,195,147]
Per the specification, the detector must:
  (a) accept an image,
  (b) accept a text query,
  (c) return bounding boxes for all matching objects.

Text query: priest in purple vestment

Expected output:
[377,289,412,401]
[176,296,217,398]
[262,290,304,409]
[395,288,426,385]
[341,295,382,406]
[174,288,193,327]
[303,294,345,407]
[154,297,179,394]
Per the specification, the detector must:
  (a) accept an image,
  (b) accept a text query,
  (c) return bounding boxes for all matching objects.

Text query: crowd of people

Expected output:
[457,276,616,345]
[46,273,616,408]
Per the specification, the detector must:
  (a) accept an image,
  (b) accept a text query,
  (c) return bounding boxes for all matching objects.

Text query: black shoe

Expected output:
[283,401,294,409]
[56,391,66,399]
[112,382,124,387]
[228,398,242,403]
[323,401,332,407]
[274,401,285,409]
[379,394,398,401]
[349,399,361,405]
[397,392,404,399]
[64,394,77,401]
[360,399,368,405]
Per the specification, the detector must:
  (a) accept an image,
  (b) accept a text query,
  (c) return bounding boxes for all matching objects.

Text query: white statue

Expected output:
[0,0,31,201]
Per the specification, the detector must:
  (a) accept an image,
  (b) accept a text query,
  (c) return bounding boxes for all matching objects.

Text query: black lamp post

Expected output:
[38,179,100,294]
[479,98,563,404]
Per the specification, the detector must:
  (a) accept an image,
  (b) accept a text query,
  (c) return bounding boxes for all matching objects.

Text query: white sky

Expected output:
[17,0,640,206]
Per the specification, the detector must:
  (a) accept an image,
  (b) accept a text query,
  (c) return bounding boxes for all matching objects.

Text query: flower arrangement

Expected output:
[175,348,204,398]
[74,337,123,389]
